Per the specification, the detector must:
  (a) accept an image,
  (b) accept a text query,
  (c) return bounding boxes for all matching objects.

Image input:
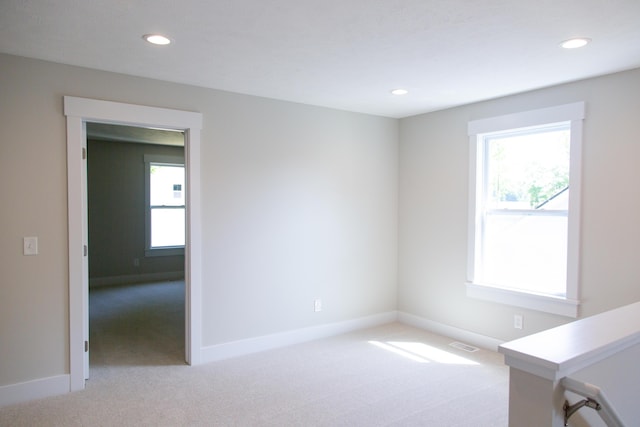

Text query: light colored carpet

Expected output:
[0,281,508,426]
[88,280,186,368]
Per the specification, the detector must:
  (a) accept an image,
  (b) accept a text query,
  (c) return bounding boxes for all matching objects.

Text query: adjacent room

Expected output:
[86,124,188,368]
[1,1,640,425]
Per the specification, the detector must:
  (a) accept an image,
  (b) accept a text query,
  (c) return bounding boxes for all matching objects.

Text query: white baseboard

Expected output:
[0,311,500,408]
[0,375,69,408]
[398,311,504,351]
[201,311,398,364]
[89,271,184,287]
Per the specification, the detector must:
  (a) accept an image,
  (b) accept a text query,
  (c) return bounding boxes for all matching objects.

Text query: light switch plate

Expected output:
[23,237,38,255]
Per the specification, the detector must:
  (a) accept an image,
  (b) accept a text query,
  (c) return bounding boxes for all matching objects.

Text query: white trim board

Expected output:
[466,102,585,317]
[201,312,398,363]
[1,311,504,406]
[0,375,69,408]
[201,310,504,363]
[64,96,203,392]
[398,311,504,352]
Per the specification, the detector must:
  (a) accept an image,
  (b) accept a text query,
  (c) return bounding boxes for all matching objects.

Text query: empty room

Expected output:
[1,1,640,426]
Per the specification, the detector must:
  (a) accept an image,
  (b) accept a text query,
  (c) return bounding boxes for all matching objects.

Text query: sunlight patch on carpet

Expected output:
[368,340,479,365]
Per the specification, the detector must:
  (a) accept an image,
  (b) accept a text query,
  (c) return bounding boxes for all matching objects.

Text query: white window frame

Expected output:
[466,102,585,318]
[144,154,185,257]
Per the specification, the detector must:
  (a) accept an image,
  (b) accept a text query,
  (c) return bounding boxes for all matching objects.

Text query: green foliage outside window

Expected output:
[488,127,570,209]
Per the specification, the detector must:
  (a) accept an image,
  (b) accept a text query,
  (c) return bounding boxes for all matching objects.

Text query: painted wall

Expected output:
[2,49,638,393]
[0,53,398,386]
[399,67,640,342]
[87,139,185,285]
[567,342,640,426]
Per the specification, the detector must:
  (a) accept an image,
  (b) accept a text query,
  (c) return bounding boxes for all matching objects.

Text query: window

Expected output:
[144,155,185,256]
[466,103,584,317]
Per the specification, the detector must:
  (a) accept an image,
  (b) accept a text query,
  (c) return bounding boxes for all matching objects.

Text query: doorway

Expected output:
[86,125,186,369]
[64,96,203,391]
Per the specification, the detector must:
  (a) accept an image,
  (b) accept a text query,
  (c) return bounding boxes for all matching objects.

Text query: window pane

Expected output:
[150,164,184,206]
[151,208,185,248]
[482,213,567,296]
[486,126,570,210]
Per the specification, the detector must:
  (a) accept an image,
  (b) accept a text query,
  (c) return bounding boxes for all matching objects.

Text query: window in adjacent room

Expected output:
[466,103,585,317]
[145,155,185,256]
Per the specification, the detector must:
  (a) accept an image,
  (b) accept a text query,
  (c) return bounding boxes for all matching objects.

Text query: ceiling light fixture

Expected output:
[391,89,409,96]
[143,34,171,45]
[560,38,591,49]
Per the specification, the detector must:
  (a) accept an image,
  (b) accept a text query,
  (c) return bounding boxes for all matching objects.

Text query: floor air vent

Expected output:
[449,341,479,352]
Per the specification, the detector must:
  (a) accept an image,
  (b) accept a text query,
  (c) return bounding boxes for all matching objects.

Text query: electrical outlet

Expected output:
[133,258,140,267]
[514,314,523,330]
[314,299,322,312]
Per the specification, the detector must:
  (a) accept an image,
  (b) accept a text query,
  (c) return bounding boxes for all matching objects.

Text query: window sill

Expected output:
[145,247,185,257]
[466,282,579,318]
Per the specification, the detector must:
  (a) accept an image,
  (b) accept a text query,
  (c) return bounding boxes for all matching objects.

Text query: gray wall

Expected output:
[0,53,398,386]
[2,50,639,391]
[87,139,185,284]
[398,67,640,342]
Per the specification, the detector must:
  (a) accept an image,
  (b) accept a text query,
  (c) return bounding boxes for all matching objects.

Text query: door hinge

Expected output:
[83,245,88,256]
[82,147,87,159]
[84,340,89,352]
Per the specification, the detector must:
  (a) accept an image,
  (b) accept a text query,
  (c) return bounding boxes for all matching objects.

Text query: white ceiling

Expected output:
[1,0,639,118]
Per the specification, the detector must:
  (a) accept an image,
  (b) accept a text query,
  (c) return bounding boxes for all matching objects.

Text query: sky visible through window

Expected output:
[150,164,185,248]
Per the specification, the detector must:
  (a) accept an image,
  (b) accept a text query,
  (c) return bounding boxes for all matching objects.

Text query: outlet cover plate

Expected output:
[514,314,523,330]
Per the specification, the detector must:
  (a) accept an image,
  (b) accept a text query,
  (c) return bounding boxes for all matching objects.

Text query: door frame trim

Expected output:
[64,96,203,391]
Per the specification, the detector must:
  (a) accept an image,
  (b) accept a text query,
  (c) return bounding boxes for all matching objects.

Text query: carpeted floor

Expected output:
[89,280,186,369]
[0,281,508,426]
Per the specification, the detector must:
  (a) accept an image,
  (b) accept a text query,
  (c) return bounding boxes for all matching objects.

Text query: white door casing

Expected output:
[64,96,203,391]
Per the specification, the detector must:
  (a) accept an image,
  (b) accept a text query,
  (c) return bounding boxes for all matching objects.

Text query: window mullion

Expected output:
[150,205,185,209]
[485,209,568,217]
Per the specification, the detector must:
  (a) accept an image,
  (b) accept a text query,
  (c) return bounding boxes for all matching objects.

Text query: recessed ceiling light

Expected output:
[143,34,171,45]
[391,89,409,96]
[560,38,591,49]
